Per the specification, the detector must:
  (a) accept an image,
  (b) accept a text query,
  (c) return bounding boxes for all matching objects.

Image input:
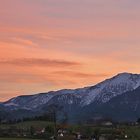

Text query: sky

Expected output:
[0,0,140,101]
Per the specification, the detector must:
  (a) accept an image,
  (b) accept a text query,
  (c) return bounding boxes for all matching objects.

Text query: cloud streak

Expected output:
[0,58,81,67]
[52,71,108,78]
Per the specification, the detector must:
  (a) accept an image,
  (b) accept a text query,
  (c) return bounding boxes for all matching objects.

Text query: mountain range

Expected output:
[1,72,140,123]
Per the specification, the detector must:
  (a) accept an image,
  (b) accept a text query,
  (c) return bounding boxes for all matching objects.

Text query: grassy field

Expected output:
[0,138,41,140]
[0,138,74,140]
[0,121,53,129]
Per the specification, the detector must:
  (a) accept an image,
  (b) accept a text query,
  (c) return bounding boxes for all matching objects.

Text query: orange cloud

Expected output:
[0,58,81,67]
[52,71,108,79]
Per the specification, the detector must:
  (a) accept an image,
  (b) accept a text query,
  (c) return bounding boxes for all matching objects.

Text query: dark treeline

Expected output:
[0,113,54,124]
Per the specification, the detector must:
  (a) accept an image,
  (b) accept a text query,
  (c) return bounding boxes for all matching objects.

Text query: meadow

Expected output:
[0,138,40,140]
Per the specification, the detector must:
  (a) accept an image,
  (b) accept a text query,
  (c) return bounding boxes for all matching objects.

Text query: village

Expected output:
[0,118,140,140]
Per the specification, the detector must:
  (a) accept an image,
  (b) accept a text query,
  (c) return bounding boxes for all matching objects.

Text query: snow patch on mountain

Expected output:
[4,102,19,107]
[81,73,140,105]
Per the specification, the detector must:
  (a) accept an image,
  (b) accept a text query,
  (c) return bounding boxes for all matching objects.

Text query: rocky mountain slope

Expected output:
[1,72,140,123]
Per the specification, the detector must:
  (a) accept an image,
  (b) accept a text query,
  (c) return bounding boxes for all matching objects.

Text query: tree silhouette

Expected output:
[45,104,64,140]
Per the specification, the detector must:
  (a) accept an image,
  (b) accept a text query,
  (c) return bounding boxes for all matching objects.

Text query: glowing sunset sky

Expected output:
[0,0,140,101]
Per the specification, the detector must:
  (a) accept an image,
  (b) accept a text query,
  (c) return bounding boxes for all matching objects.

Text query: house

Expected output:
[101,121,113,126]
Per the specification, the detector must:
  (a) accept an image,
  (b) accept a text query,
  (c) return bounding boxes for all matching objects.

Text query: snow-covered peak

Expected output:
[81,73,140,105]
[108,73,140,89]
